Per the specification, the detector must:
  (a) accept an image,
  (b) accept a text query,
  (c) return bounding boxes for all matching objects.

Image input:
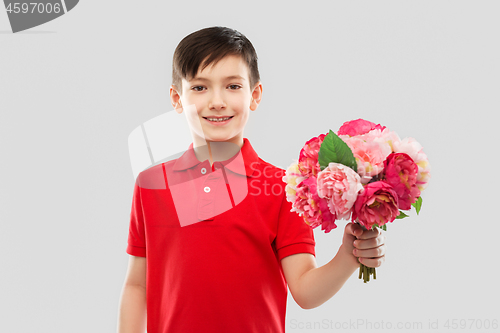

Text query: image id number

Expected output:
[6,2,62,14]
[444,319,498,330]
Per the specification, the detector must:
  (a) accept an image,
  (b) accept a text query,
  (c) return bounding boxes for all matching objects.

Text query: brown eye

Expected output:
[228,84,242,90]
[192,86,205,92]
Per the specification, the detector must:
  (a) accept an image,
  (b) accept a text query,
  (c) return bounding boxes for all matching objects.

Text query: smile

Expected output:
[203,116,234,124]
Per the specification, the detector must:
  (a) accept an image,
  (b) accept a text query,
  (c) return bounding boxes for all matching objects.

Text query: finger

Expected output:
[356,227,382,240]
[345,222,363,237]
[359,256,385,268]
[354,234,385,250]
[354,244,386,259]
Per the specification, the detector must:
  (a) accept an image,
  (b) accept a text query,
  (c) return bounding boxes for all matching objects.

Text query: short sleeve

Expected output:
[275,188,316,261]
[126,180,146,257]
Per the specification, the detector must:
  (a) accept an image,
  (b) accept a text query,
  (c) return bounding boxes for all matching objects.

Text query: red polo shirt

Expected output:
[126,138,316,333]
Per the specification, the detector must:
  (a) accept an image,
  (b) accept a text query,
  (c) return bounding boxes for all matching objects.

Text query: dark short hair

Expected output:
[172,26,260,92]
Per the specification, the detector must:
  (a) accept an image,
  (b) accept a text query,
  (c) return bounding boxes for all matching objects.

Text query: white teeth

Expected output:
[207,117,231,122]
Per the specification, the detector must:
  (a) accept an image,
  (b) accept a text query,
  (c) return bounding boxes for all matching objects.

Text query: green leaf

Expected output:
[318,130,357,172]
[371,224,387,231]
[395,210,409,219]
[412,197,423,215]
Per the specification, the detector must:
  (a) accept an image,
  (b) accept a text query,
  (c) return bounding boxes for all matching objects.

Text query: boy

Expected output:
[117,26,386,333]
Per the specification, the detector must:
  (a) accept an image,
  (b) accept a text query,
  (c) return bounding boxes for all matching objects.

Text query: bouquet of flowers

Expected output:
[282,119,431,282]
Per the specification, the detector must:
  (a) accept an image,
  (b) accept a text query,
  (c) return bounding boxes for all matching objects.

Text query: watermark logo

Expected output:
[3,0,79,33]
[128,105,288,227]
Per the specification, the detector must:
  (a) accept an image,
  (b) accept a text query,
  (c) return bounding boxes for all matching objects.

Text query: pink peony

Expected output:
[352,181,400,229]
[294,176,337,233]
[340,136,392,184]
[337,119,386,137]
[317,162,363,220]
[383,153,421,210]
[357,127,401,152]
[298,133,328,178]
[393,137,431,191]
[282,161,306,205]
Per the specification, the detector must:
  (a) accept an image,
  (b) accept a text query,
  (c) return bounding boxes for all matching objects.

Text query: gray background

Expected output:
[1,1,498,332]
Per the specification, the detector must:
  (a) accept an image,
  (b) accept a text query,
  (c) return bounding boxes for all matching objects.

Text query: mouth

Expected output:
[203,116,234,124]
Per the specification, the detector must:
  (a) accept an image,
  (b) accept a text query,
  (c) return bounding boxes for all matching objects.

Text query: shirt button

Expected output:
[201,167,206,174]
[204,186,211,193]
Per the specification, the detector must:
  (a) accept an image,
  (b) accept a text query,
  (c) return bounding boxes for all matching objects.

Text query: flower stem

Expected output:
[358,264,377,283]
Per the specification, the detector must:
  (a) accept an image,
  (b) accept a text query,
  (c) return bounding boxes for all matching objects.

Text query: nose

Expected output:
[208,92,226,110]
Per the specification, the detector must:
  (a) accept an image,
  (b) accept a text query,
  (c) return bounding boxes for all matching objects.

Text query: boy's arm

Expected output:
[281,222,386,309]
[117,255,147,333]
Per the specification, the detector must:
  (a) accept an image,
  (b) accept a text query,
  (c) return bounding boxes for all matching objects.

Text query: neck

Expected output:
[192,136,244,165]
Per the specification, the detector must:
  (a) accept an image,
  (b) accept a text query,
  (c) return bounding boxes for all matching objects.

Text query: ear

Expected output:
[170,85,183,114]
[250,81,263,111]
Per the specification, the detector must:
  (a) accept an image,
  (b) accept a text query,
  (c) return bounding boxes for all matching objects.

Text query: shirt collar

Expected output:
[172,138,260,177]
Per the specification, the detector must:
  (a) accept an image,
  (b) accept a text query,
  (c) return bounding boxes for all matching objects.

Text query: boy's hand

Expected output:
[342,222,386,268]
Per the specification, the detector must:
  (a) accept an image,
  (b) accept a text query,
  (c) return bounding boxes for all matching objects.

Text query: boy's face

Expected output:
[170,54,262,149]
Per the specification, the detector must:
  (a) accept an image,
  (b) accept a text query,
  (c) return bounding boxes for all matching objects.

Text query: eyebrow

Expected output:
[191,75,246,82]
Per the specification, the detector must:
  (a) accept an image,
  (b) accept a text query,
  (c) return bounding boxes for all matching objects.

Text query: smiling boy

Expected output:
[117,26,386,333]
